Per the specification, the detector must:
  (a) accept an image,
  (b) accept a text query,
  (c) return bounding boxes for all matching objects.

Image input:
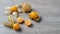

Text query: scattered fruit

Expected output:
[25,20,32,27]
[16,17,24,24]
[10,6,17,13]
[29,11,39,21]
[22,3,32,12]
[4,2,40,31]
[13,23,20,31]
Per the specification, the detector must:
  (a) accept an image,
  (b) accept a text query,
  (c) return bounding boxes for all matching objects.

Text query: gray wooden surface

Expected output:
[0,0,60,34]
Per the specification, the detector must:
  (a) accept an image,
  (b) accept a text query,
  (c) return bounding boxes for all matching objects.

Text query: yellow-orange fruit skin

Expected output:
[16,17,23,24]
[13,23,20,31]
[25,20,31,27]
[10,6,17,13]
[29,11,38,20]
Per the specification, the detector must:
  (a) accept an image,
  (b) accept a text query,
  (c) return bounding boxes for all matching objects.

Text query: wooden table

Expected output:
[0,0,60,34]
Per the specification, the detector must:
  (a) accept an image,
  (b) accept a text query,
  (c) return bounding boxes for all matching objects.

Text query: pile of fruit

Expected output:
[4,2,40,31]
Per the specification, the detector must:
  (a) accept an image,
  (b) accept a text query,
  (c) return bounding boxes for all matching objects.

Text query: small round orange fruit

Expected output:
[10,6,17,12]
[13,23,20,31]
[25,20,31,27]
[29,11,38,20]
[16,17,24,23]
